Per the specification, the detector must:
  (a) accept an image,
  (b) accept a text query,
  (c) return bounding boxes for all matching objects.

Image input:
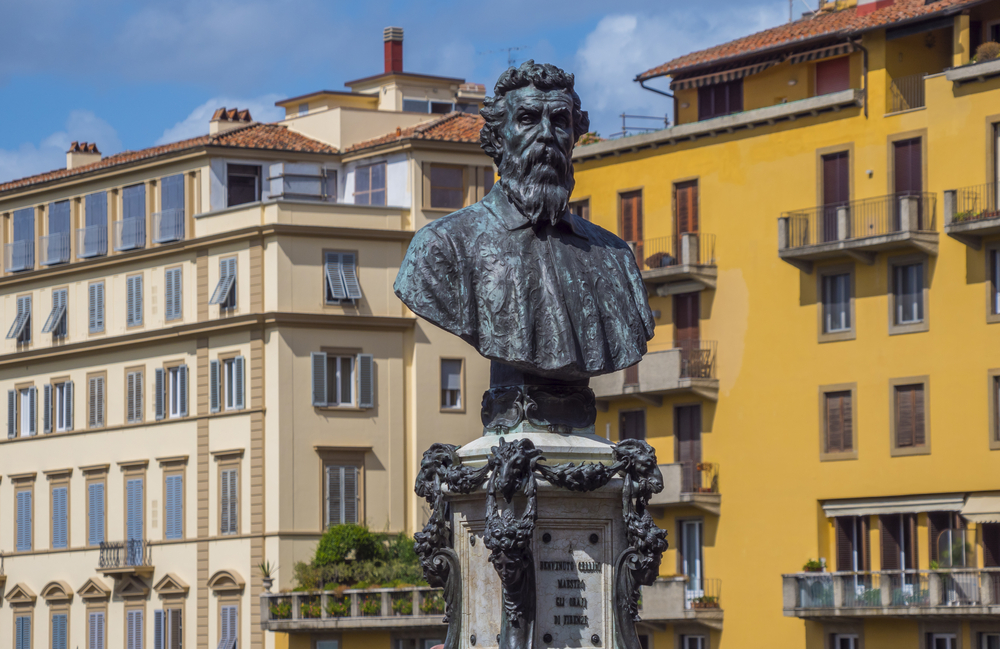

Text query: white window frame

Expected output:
[930,634,957,649]
[832,634,859,649]
[168,366,183,418]
[223,358,238,411]
[54,381,72,432]
[982,632,1000,649]
[210,257,238,311]
[681,635,707,649]
[681,519,704,601]
[894,262,924,324]
[328,355,355,407]
[823,273,851,333]
[19,386,36,437]
[441,359,462,410]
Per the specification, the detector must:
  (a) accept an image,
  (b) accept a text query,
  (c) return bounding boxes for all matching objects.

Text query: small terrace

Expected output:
[40,232,70,266]
[152,208,185,244]
[76,225,108,259]
[638,577,723,631]
[590,343,719,405]
[260,586,447,633]
[98,540,154,578]
[114,218,146,252]
[778,193,939,272]
[4,240,34,273]
[782,569,1000,618]
[649,462,721,515]
[631,233,717,295]
[943,184,1000,248]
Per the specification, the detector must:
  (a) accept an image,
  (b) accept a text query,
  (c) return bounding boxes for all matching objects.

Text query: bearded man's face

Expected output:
[497,84,576,226]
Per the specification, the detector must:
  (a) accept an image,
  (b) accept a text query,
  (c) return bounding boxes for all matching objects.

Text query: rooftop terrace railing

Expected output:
[888,72,927,114]
[261,586,446,628]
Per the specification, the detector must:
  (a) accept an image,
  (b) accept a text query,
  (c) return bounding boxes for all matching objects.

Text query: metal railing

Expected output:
[888,73,927,113]
[635,234,717,271]
[114,218,146,252]
[4,240,34,272]
[680,462,719,495]
[678,340,717,380]
[609,113,670,139]
[685,577,722,610]
[41,231,70,266]
[949,183,1000,224]
[789,569,1000,610]
[797,574,835,608]
[782,193,937,248]
[77,225,108,258]
[839,573,883,608]
[152,208,185,243]
[98,539,152,569]
[262,587,446,624]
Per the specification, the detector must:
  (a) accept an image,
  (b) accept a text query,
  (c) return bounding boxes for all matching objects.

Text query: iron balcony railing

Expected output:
[684,577,722,610]
[152,208,185,244]
[77,225,108,258]
[114,218,146,252]
[681,462,719,495]
[788,569,1000,610]
[888,72,927,113]
[949,183,1000,224]
[627,234,717,272]
[782,192,937,249]
[4,240,34,272]
[261,587,446,626]
[678,340,717,380]
[40,232,70,266]
[98,539,152,569]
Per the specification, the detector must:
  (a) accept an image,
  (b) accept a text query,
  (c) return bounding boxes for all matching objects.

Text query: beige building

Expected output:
[0,27,492,649]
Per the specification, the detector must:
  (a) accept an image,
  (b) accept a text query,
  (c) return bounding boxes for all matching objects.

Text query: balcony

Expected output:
[944,184,1000,248]
[114,218,146,252]
[260,587,447,633]
[638,577,723,631]
[945,58,1000,87]
[778,193,939,272]
[40,232,70,266]
[782,569,1000,619]
[887,73,926,114]
[4,240,34,272]
[649,462,720,515]
[77,225,108,258]
[98,540,154,578]
[152,208,185,244]
[631,234,717,295]
[591,342,719,405]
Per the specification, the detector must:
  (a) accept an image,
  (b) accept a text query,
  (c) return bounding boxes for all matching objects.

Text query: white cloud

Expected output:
[155,95,285,145]
[0,110,121,184]
[575,6,786,137]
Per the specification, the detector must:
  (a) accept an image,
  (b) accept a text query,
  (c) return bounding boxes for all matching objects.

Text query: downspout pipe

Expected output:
[638,77,677,126]
[851,37,869,119]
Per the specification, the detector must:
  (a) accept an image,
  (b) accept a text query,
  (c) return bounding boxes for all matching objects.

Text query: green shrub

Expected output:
[315,525,383,566]
[269,600,292,620]
[421,591,445,615]
[326,596,350,617]
[360,594,382,616]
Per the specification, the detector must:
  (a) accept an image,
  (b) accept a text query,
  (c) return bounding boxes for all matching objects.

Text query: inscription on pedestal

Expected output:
[536,526,607,648]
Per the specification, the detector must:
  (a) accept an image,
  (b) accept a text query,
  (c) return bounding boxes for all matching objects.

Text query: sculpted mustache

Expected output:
[521,144,569,175]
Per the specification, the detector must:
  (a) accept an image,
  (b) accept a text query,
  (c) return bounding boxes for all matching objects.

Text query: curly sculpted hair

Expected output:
[480,60,591,167]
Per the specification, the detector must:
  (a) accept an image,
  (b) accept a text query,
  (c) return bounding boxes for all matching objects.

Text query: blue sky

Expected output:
[0,0,798,184]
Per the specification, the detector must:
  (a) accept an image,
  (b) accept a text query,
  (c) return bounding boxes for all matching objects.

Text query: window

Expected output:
[441,359,463,410]
[218,604,238,649]
[835,516,869,572]
[227,164,261,207]
[220,467,239,535]
[88,281,105,333]
[430,101,453,114]
[210,257,237,311]
[9,207,35,271]
[16,488,32,551]
[82,192,108,258]
[698,79,743,121]
[298,102,309,116]
[619,409,646,441]
[269,163,334,201]
[354,162,386,206]
[42,288,68,339]
[126,609,143,649]
[88,611,105,649]
[311,352,374,408]
[929,634,957,649]
[156,365,189,420]
[983,633,1000,649]
[824,390,854,454]
[52,612,68,649]
[52,485,68,548]
[45,200,70,266]
[675,180,699,236]
[87,374,105,429]
[569,199,590,221]
[880,513,917,573]
[119,184,146,251]
[88,481,105,545]
[991,249,1000,318]
[680,636,706,649]
[326,464,359,526]
[403,98,430,113]
[324,252,363,303]
[164,474,183,540]
[210,357,245,413]
[7,295,32,343]
[429,165,464,209]
[8,386,37,438]
[45,380,74,433]
[991,22,1000,43]
[832,635,859,649]
[894,383,927,450]
[679,519,704,597]
[156,174,185,243]
[126,369,143,424]
[154,609,183,649]
[126,477,144,544]
[126,274,143,327]
[165,267,183,321]
[822,274,851,333]
[620,190,643,262]
[816,56,851,95]
[894,262,924,324]
[15,615,31,649]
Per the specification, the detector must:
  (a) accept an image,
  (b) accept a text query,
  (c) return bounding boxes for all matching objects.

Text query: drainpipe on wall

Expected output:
[852,38,870,119]
[638,78,676,126]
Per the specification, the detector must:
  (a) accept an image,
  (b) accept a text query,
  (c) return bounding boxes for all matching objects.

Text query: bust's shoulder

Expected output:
[570,216,631,250]
[414,201,495,244]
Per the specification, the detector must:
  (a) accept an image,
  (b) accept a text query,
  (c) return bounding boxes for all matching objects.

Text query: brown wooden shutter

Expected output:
[676,405,702,492]
[905,513,918,570]
[928,512,948,563]
[983,523,1000,568]
[675,181,699,236]
[913,385,926,446]
[894,138,923,195]
[728,79,744,114]
[836,517,855,572]
[816,56,851,95]
[842,391,853,451]
[896,386,915,447]
[826,393,844,453]
[881,514,901,570]
[620,410,646,441]
[860,515,871,571]
[673,292,700,348]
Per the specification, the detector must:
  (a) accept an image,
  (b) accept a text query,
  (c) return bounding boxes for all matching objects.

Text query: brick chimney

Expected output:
[210,107,253,135]
[857,0,894,16]
[66,142,101,170]
[384,26,403,74]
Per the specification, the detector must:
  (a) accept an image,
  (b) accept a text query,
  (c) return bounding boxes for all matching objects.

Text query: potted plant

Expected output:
[802,559,824,573]
[691,595,719,609]
[259,560,277,592]
[268,598,292,620]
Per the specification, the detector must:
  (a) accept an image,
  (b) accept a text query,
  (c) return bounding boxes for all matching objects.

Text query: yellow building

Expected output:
[572,0,1000,648]
[0,27,493,649]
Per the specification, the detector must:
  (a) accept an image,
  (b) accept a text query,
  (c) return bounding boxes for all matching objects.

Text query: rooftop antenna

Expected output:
[789,0,794,22]
[478,46,528,67]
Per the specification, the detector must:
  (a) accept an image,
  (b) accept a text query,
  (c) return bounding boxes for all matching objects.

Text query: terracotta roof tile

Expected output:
[0,122,337,196]
[638,0,983,80]
[345,112,484,153]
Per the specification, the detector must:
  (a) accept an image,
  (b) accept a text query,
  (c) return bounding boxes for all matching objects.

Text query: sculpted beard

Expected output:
[499,141,574,226]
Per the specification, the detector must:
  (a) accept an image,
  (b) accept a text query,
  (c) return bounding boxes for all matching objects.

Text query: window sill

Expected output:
[440,407,466,414]
[316,405,366,412]
[890,445,931,457]
[888,321,929,336]
[818,329,856,344]
[819,450,858,462]
[423,206,466,214]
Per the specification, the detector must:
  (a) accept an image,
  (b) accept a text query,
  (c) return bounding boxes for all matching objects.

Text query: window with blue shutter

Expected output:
[165,365,188,419]
[127,370,143,424]
[16,489,32,551]
[218,605,238,649]
[165,267,182,321]
[15,615,31,649]
[221,356,244,411]
[82,191,108,258]
[324,252,363,303]
[8,389,16,438]
[88,375,105,428]
[209,257,237,310]
[326,465,359,526]
[52,613,68,649]
[156,174,185,243]
[88,481,105,545]
[42,288,68,338]
[89,281,105,333]
[311,352,327,407]
[126,274,143,326]
[127,609,143,649]
[127,478,144,541]
[164,474,183,540]
[118,183,146,251]
[44,383,52,434]
[357,354,374,409]
[7,294,32,343]
[89,611,105,649]
[52,485,68,548]
[221,468,238,535]
[210,360,221,413]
